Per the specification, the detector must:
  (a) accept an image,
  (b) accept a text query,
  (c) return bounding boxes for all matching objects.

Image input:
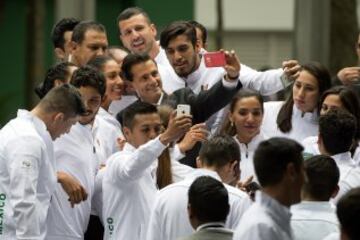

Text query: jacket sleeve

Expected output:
[171,78,242,124]
[6,136,43,239]
[108,137,167,184]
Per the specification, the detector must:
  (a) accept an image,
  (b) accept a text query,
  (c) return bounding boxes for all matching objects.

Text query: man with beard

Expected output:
[46,66,107,240]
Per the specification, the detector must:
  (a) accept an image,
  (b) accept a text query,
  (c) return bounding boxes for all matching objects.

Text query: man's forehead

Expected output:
[133,112,160,124]
[119,14,151,28]
[132,60,157,73]
[167,35,192,48]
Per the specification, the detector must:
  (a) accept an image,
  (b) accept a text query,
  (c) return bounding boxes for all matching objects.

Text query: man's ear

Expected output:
[54,48,65,60]
[122,126,131,140]
[196,157,202,168]
[187,203,193,219]
[69,41,77,53]
[286,162,297,182]
[54,79,65,87]
[150,23,157,37]
[194,39,201,54]
[331,185,340,198]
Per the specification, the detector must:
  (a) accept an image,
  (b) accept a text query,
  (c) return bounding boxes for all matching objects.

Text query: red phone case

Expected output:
[204,51,226,67]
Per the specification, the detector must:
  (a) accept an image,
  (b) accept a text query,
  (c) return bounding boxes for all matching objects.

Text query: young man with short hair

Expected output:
[102,101,192,240]
[179,176,232,240]
[0,84,86,240]
[317,109,360,202]
[46,65,106,240]
[291,155,340,240]
[233,137,305,240]
[146,135,249,240]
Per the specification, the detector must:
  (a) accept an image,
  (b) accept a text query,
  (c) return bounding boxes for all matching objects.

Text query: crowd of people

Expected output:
[0,6,360,240]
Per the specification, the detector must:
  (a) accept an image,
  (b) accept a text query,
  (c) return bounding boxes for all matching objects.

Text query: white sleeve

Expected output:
[109,137,167,183]
[171,160,194,183]
[7,137,43,239]
[239,64,285,96]
[170,144,185,162]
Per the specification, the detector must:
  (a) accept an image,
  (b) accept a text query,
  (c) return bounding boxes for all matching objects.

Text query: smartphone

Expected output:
[204,51,226,68]
[176,104,191,117]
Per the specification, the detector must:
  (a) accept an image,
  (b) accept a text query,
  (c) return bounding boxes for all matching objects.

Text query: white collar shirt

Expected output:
[102,137,166,240]
[331,152,360,203]
[233,132,268,181]
[233,191,293,240]
[262,102,319,143]
[160,54,285,96]
[290,201,339,240]
[0,109,57,240]
[146,168,250,240]
[46,122,99,240]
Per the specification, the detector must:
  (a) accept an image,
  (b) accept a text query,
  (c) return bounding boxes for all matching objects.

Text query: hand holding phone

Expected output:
[204,51,226,68]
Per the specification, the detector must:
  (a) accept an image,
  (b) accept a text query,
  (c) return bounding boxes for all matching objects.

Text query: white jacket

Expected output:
[146,169,251,240]
[102,137,166,240]
[0,110,57,240]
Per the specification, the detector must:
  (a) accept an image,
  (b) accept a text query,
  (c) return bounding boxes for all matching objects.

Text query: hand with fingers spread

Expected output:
[337,67,360,85]
[221,49,241,81]
[57,171,88,208]
[159,111,192,146]
[178,123,209,153]
[282,60,301,82]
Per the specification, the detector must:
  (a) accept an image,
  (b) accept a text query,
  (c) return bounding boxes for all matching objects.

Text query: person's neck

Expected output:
[142,92,162,105]
[30,107,48,125]
[148,43,160,60]
[262,186,292,208]
[101,98,111,111]
[236,132,258,144]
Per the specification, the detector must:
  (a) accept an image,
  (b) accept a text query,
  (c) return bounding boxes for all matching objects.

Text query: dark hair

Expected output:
[337,187,360,240]
[188,176,230,223]
[319,109,357,155]
[121,53,153,81]
[71,21,106,44]
[221,89,264,136]
[35,62,76,99]
[160,21,197,49]
[87,55,114,71]
[117,7,151,28]
[188,20,207,46]
[119,101,158,129]
[276,62,331,133]
[70,65,106,98]
[254,137,304,187]
[303,155,340,201]
[319,86,360,142]
[199,135,240,168]
[51,18,79,49]
[40,84,86,118]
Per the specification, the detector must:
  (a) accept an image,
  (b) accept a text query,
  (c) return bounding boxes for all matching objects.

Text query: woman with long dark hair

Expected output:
[261,62,332,142]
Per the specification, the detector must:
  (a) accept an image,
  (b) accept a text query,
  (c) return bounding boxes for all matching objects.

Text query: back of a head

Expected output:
[107,46,128,64]
[188,176,230,223]
[121,53,152,81]
[118,101,158,129]
[319,109,357,155]
[87,55,114,71]
[160,21,197,49]
[254,137,304,187]
[117,7,151,25]
[188,20,207,47]
[71,20,106,44]
[51,17,79,49]
[70,65,106,98]
[39,84,86,118]
[35,62,76,99]
[337,187,360,240]
[199,135,240,169]
[303,155,340,201]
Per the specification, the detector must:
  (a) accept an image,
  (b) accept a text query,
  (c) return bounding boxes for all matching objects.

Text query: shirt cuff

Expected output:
[222,76,239,89]
[172,144,186,161]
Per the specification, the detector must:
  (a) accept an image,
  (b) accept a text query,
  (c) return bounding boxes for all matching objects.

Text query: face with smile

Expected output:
[102,59,124,101]
[229,96,263,143]
[293,70,320,113]
[130,59,163,104]
[165,35,201,78]
[119,14,157,55]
